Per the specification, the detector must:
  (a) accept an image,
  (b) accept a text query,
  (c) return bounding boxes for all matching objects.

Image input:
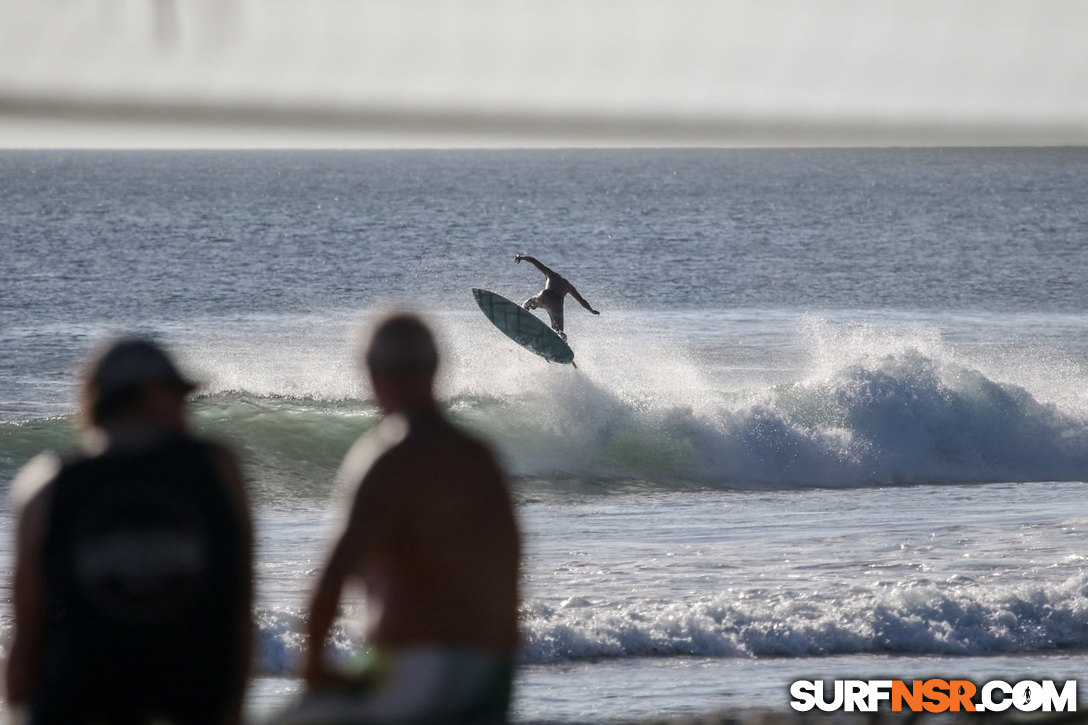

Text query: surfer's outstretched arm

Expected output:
[514,254,555,278]
[568,285,600,315]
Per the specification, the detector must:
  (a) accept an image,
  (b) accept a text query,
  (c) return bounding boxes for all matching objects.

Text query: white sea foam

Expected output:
[249,574,1088,674]
[518,574,1088,662]
[10,313,1087,492]
[439,315,1088,488]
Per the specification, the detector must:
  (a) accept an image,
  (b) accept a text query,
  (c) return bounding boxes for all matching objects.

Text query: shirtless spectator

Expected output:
[300,313,521,723]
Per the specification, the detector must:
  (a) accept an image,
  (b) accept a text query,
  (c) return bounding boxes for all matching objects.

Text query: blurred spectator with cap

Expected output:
[5,337,253,725]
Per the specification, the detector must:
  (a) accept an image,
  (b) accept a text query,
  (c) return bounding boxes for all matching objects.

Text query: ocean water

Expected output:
[1,148,1087,722]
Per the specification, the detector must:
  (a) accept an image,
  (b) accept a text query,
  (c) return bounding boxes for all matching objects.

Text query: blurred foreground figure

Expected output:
[296,313,520,724]
[5,338,253,725]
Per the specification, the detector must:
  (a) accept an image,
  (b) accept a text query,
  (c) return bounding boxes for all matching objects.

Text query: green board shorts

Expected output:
[267,647,515,724]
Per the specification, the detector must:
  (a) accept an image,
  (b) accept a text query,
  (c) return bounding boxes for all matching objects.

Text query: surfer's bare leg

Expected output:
[548,309,566,340]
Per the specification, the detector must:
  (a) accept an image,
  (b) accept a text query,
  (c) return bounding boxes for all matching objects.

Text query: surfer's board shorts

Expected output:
[267,647,514,724]
[522,294,564,336]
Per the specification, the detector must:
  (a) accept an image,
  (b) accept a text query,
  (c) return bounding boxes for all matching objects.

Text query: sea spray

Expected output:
[6,317,1088,491]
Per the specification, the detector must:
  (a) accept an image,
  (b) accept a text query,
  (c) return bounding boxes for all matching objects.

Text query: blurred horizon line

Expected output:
[5,0,1088,148]
[3,94,1086,150]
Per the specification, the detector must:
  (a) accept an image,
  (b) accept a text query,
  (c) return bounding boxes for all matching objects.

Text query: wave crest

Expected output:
[5,321,1088,491]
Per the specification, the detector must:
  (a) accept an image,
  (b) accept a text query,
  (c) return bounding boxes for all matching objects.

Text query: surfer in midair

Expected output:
[515,254,600,340]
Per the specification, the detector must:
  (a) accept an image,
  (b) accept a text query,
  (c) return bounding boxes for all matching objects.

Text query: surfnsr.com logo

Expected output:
[790,679,1078,713]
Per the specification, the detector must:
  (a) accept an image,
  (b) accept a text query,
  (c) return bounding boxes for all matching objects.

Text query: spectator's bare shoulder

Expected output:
[336,417,409,491]
[341,423,416,532]
[8,453,61,582]
[406,417,492,460]
[10,452,61,515]
[451,423,503,466]
[430,422,509,490]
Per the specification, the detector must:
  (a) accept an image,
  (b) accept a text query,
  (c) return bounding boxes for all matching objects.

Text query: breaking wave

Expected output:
[5,318,1088,495]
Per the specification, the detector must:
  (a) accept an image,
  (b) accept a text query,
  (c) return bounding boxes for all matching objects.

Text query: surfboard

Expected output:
[472,288,575,365]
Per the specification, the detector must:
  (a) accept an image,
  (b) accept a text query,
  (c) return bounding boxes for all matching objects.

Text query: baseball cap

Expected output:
[87,338,198,398]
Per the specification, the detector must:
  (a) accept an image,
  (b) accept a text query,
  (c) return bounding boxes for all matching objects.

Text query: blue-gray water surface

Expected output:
[2,149,1087,721]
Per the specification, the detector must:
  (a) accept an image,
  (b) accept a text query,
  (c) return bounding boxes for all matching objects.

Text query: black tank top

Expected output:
[33,435,246,725]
